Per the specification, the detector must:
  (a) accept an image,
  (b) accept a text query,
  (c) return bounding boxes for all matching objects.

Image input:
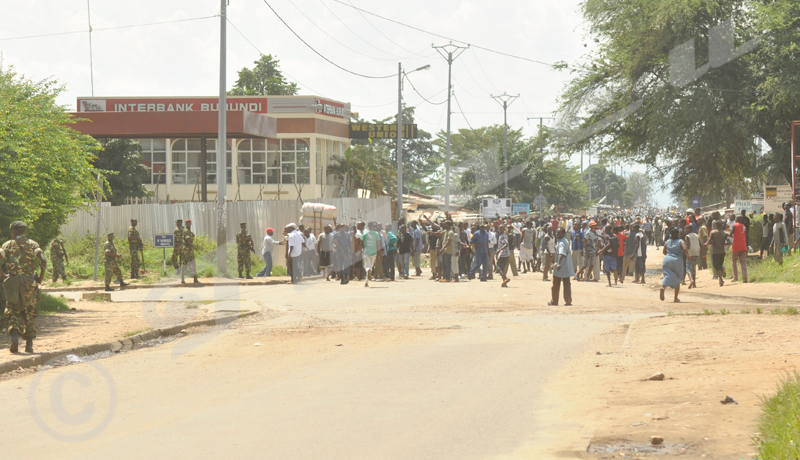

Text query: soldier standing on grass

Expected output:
[103,233,128,292]
[49,235,68,283]
[128,219,143,279]
[0,221,46,353]
[181,219,199,285]
[236,222,255,279]
[171,219,184,272]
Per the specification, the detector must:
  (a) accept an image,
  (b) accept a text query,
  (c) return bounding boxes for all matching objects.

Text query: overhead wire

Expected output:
[331,0,555,67]
[469,48,501,93]
[452,91,473,130]
[226,18,328,97]
[286,0,397,62]
[405,74,447,105]
[0,14,218,41]
[343,0,431,58]
[317,0,405,59]
[261,0,394,79]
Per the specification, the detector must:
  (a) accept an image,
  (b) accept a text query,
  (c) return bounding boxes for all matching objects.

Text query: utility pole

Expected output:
[217,0,228,273]
[397,62,430,223]
[433,42,468,211]
[492,93,519,199]
[87,0,94,96]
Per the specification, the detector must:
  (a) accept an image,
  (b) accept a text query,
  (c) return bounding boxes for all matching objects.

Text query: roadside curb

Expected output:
[41,278,291,293]
[0,310,259,376]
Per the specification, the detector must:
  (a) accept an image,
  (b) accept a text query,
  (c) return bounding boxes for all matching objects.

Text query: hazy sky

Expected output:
[0,0,668,205]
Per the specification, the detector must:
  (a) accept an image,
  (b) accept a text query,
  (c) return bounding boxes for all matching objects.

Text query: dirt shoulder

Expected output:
[551,313,799,459]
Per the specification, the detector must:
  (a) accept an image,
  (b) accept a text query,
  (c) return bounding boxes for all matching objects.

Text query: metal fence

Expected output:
[60,197,392,268]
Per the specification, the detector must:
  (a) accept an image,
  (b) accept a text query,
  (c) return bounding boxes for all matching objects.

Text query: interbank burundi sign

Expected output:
[349,123,418,139]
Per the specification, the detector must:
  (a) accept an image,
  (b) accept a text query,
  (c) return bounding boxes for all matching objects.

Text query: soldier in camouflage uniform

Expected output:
[236,222,255,279]
[49,236,68,282]
[171,219,184,272]
[128,219,143,279]
[181,219,199,284]
[0,221,47,353]
[103,233,128,292]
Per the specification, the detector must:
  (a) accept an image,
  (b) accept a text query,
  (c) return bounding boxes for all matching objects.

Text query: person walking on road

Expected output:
[180,220,199,285]
[706,221,729,287]
[0,221,47,353]
[104,232,129,291]
[598,225,620,287]
[495,225,511,287]
[256,228,283,277]
[660,227,688,302]
[549,227,575,306]
[361,222,380,287]
[771,212,790,265]
[467,224,489,281]
[730,216,748,283]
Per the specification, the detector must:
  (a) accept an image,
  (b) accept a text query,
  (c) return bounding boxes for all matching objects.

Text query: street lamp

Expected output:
[397,63,430,224]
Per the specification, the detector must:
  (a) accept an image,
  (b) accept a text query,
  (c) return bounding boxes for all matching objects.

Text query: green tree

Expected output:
[626,171,653,205]
[556,0,763,204]
[0,66,103,246]
[228,54,299,96]
[327,145,396,198]
[93,139,150,205]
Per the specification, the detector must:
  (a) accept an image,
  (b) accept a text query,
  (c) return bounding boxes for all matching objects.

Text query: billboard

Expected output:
[512,203,530,216]
[482,198,512,218]
[764,185,793,213]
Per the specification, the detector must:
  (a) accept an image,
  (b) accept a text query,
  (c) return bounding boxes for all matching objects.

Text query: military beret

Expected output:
[240,222,247,225]
[9,221,27,230]
[185,219,192,223]
[107,232,114,236]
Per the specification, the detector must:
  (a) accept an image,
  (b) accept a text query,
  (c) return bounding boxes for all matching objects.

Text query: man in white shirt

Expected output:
[255,227,283,277]
[287,223,304,284]
[304,228,318,276]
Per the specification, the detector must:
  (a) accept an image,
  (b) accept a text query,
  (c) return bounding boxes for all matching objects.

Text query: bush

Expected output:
[755,372,800,459]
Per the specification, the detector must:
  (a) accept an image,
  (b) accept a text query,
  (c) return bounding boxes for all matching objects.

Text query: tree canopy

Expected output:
[228,54,299,96]
[555,0,799,205]
[0,66,103,245]
[93,139,151,205]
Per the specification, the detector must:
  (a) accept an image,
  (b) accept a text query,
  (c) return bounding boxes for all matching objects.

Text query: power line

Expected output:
[331,0,555,67]
[469,48,501,93]
[226,18,328,97]
[342,0,430,58]
[286,0,396,62]
[405,74,447,105]
[0,14,218,42]
[261,0,394,79]
[452,91,473,130]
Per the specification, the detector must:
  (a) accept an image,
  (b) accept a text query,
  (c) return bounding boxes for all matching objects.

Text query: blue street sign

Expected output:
[691,196,702,207]
[154,234,174,248]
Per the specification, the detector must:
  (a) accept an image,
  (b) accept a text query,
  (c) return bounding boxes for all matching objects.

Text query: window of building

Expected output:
[171,139,231,185]
[136,139,166,184]
[316,139,323,185]
[238,139,267,185]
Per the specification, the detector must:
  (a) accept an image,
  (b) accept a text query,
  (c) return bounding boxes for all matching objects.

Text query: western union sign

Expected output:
[349,123,419,139]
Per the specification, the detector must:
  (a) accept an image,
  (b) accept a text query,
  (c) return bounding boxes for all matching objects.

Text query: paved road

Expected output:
[2,273,663,459]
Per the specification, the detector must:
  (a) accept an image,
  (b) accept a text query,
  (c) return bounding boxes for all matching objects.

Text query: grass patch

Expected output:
[702,308,715,315]
[772,308,784,315]
[755,372,800,459]
[51,233,291,282]
[122,329,147,338]
[714,251,800,284]
[720,308,730,315]
[741,309,751,314]
[788,307,799,315]
[186,303,199,309]
[757,307,763,314]
[37,293,71,314]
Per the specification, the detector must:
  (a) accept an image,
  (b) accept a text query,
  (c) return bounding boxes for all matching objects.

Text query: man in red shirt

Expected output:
[731,215,748,282]
[615,226,627,283]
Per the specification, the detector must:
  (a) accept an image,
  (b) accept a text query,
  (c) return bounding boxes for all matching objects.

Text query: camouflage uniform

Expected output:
[103,240,123,285]
[236,229,253,274]
[181,229,196,277]
[50,238,67,281]
[0,236,43,340]
[171,225,184,270]
[128,226,142,276]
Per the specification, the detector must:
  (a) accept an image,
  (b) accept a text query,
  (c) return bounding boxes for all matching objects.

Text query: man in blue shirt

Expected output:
[467,223,490,281]
[571,222,584,281]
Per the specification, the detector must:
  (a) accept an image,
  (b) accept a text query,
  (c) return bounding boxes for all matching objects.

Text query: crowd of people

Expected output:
[267,203,798,306]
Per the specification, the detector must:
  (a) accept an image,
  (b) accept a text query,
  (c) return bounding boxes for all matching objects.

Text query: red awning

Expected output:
[69,110,277,139]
